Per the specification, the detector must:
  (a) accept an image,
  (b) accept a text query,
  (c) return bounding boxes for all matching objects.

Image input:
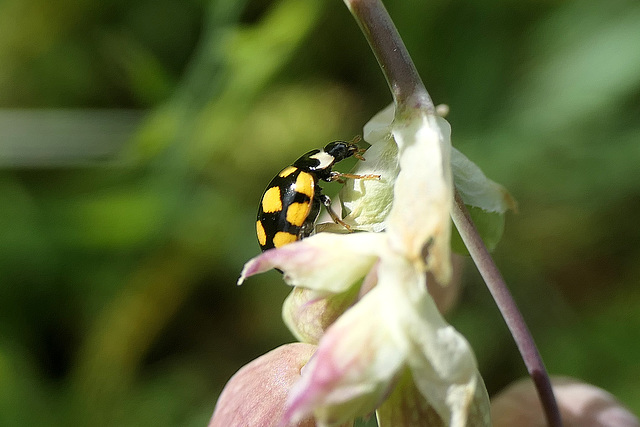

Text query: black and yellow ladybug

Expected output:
[256,141,378,252]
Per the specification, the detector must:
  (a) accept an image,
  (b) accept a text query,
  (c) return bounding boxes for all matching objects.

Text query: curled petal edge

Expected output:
[238,232,385,293]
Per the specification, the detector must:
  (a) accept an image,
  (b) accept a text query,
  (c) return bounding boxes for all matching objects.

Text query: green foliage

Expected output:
[0,0,639,425]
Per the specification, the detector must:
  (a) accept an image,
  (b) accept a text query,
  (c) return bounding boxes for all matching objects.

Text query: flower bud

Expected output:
[491,377,639,427]
[210,343,317,427]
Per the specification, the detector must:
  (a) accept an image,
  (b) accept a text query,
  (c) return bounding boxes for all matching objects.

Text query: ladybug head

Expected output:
[323,141,363,162]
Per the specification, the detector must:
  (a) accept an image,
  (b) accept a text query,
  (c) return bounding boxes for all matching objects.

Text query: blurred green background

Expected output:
[1,0,639,425]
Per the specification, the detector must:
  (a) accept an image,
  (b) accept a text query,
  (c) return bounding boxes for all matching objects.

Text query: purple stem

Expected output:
[451,191,562,427]
[345,0,435,114]
[344,0,562,425]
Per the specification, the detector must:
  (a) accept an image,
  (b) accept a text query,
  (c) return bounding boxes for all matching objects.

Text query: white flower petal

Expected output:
[238,232,383,293]
[386,112,453,283]
[375,253,487,426]
[341,104,398,232]
[363,103,394,143]
[376,371,489,427]
[451,147,517,213]
[340,136,398,232]
[405,293,482,426]
[283,283,408,426]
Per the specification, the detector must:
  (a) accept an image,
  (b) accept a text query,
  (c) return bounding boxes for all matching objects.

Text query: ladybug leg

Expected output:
[318,194,353,232]
[329,171,381,184]
[300,197,322,239]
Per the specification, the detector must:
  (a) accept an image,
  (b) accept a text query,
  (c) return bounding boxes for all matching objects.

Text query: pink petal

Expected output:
[283,286,405,426]
[491,377,640,427]
[238,233,383,293]
[210,343,317,427]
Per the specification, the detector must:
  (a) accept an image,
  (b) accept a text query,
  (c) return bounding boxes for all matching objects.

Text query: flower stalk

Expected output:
[450,191,562,427]
[344,0,562,426]
[345,0,435,115]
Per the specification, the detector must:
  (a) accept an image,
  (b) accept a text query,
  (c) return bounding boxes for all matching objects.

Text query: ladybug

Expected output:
[256,140,378,252]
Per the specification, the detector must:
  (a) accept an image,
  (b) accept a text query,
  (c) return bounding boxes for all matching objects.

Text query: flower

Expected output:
[491,377,640,427]
[238,104,497,426]
[210,343,318,427]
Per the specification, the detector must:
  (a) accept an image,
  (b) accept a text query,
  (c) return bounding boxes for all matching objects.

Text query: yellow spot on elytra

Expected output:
[286,202,310,227]
[256,221,267,246]
[262,187,282,213]
[295,172,314,198]
[273,231,298,248]
[279,166,297,178]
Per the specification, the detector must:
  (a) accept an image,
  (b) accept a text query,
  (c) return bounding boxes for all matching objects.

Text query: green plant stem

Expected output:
[344,0,562,426]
